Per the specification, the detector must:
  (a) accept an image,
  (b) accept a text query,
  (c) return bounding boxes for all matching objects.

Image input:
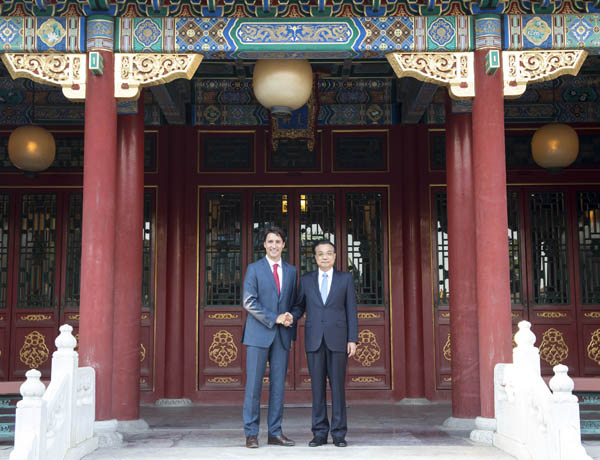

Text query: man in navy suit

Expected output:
[291,239,358,447]
[242,227,296,449]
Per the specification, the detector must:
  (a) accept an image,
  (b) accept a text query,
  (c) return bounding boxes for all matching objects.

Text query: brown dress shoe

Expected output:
[267,434,295,446]
[246,436,258,448]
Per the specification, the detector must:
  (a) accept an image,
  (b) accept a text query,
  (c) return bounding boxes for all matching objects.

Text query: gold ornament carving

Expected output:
[353,329,381,367]
[207,376,238,384]
[20,314,51,321]
[441,312,450,318]
[20,331,50,369]
[585,312,600,319]
[141,314,149,320]
[539,328,569,366]
[503,50,587,98]
[351,376,381,383]
[536,311,568,319]
[263,377,269,384]
[208,313,239,320]
[443,333,452,361]
[304,377,312,383]
[140,343,146,362]
[114,53,203,100]
[208,329,238,367]
[443,376,452,382]
[68,314,80,321]
[586,329,600,365]
[357,313,381,319]
[1,53,86,101]
[386,52,474,99]
[512,312,520,319]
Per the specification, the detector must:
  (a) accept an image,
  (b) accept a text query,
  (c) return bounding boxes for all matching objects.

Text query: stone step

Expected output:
[0,395,18,440]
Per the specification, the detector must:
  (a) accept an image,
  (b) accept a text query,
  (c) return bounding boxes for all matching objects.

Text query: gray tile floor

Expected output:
[1,402,599,459]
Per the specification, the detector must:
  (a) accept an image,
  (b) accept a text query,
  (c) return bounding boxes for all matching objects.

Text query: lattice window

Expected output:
[434,192,449,306]
[205,193,242,306]
[142,192,153,309]
[529,192,569,305]
[0,195,8,309]
[346,192,384,306]
[17,194,57,309]
[64,193,82,308]
[508,191,522,305]
[252,193,289,263]
[299,193,336,275]
[577,191,600,305]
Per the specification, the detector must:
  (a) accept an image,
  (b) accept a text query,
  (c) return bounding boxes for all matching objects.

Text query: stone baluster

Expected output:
[10,370,47,460]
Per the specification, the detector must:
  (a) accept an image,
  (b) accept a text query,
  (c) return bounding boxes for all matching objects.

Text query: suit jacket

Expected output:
[291,270,358,353]
[242,257,297,350]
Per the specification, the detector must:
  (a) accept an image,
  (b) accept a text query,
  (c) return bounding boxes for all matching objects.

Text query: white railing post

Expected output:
[10,370,47,460]
[51,324,78,450]
[494,320,592,460]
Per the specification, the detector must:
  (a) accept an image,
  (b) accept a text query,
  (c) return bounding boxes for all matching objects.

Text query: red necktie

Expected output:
[273,263,281,295]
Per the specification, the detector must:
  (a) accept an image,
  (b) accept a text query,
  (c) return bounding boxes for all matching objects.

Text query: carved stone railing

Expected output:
[10,325,97,460]
[494,321,591,460]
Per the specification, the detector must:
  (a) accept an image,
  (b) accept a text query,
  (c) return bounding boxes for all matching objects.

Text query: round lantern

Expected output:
[531,123,579,169]
[8,125,56,172]
[252,59,313,118]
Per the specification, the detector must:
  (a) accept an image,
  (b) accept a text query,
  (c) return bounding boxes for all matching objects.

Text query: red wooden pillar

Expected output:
[402,126,425,398]
[164,127,186,399]
[446,99,480,418]
[472,16,513,419]
[79,17,118,422]
[112,97,145,420]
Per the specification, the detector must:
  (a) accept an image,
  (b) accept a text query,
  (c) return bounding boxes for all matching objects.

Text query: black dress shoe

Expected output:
[267,434,295,446]
[333,438,347,447]
[246,436,258,448]
[308,437,327,447]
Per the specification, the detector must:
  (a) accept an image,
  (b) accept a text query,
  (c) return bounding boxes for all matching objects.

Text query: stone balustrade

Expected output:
[10,325,98,460]
[494,320,591,460]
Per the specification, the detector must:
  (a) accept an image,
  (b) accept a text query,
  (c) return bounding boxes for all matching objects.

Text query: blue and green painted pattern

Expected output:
[0,16,85,52]
[4,12,600,54]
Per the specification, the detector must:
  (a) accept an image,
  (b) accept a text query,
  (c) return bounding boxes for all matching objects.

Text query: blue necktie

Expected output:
[320,273,328,304]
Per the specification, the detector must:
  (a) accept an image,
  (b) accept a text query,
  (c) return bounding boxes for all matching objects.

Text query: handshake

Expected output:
[276,312,294,327]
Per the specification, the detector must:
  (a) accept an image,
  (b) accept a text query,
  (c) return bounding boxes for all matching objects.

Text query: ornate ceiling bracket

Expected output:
[502,50,588,99]
[386,52,474,100]
[114,53,203,101]
[0,53,86,101]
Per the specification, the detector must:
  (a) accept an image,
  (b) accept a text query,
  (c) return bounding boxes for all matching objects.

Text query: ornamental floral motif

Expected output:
[38,18,66,49]
[236,23,352,44]
[587,329,600,365]
[353,329,381,367]
[428,18,455,48]
[443,333,451,361]
[134,18,162,49]
[0,18,20,45]
[523,17,552,47]
[20,331,50,369]
[539,328,569,366]
[208,330,238,367]
[140,343,146,362]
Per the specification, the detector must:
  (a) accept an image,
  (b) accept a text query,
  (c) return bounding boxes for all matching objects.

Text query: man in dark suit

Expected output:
[291,239,358,447]
[242,227,296,449]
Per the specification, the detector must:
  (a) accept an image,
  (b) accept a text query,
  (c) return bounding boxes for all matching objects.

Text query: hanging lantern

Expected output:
[8,125,56,172]
[531,123,579,169]
[252,59,313,118]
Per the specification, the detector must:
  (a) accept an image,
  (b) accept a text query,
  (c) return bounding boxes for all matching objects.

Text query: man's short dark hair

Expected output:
[313,239,336,254]
[263,226,287,243]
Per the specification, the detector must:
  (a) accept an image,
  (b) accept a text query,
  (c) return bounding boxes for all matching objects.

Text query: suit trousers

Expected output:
[306,340,348,440]
[243,331,289,437]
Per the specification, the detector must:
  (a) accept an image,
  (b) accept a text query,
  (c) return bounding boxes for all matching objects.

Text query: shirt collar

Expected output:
[267,257,282,269]
[318,268,333,278]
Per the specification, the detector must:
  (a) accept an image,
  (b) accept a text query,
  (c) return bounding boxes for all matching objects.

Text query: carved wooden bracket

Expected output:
[1,53,86,101]
[114,53,203,100]
[502,50,588,99]
[386,52,474,100]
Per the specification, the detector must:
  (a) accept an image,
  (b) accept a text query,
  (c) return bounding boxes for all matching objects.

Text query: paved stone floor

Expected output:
[1,402,599,459]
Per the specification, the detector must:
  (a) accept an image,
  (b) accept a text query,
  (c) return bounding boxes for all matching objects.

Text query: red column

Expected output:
[164,127,186,398]
[403,126,425,398]
[112,98,145,420]
[446,99,480,418]
[472,49,513,418]
[79,49,118,421]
